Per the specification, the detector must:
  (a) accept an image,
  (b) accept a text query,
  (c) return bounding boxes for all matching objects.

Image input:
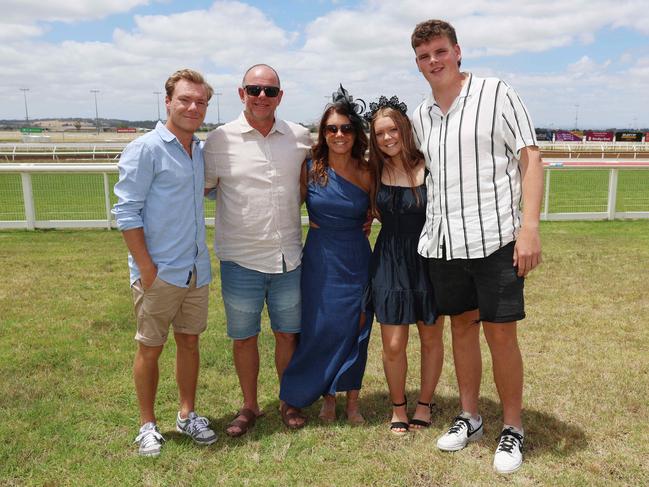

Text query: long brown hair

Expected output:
[310,102,369,186]
[368,107,425,207]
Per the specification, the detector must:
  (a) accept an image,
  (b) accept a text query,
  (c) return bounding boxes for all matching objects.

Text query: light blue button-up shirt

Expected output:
[112,122,211,288]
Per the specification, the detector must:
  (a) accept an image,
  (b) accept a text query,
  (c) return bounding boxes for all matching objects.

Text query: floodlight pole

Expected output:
[215,92,222,125]
[20,88,30,123]
[574,104,579,130]
[91,89,100,134]
[153,91,162,121]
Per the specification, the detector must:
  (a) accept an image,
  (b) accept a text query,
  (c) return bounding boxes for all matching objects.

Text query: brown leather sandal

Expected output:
[225,408,257,437]
[280,403,307,430]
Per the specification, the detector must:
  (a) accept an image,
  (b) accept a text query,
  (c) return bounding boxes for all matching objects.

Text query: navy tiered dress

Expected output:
[368,183,437,325]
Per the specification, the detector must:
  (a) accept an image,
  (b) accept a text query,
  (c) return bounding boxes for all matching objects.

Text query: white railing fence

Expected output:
[0,161,648,230]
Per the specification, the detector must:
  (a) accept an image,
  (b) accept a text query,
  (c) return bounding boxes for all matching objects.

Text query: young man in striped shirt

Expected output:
[411,19,544,474]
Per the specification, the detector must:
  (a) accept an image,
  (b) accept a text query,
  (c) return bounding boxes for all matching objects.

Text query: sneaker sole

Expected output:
[493,460,522,474]
[437,428,484,451]
[176,425,218,446]
[139,449,161,457]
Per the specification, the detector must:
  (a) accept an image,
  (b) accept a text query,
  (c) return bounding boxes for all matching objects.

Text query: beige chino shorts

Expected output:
[131,271,209,347]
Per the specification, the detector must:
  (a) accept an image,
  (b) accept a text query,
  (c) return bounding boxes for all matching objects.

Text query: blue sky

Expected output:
[2,0,648,128]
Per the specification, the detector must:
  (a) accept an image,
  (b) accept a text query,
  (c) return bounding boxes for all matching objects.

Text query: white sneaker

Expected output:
[176,411,217,446]
[134,422,165,457]
[436,413,483,451]
[493,427,524,474]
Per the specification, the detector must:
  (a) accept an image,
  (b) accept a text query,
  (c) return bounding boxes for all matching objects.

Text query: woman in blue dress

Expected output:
[365,97,444,435]
[280,87,375,425]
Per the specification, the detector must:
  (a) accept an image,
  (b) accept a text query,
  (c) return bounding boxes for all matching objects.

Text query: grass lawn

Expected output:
[1,222,648,486]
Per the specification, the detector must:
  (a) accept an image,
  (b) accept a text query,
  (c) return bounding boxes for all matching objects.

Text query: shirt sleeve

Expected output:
[298,126,314,160]
[410,104,424,151]
[203,129,220,188]
[112,141,154,231]
[501,86,538,158]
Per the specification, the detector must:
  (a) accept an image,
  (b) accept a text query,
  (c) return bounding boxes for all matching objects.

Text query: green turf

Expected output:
[0,222,648,485]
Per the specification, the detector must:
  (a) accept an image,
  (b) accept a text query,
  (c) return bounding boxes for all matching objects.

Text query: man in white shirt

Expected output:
[411,19,543,474]
[204,64,312,435]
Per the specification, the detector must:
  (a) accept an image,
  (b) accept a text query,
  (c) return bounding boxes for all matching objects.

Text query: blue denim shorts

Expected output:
[219,261,301,339]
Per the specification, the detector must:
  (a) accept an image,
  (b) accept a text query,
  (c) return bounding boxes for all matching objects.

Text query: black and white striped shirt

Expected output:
[413,74,537,260]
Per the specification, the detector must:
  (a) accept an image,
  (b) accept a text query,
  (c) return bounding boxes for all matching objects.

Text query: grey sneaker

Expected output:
[176,411,217,445]
[436,413,483,451]
[134,422,165,457]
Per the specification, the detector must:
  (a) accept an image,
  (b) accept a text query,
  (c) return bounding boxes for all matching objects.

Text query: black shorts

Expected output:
[426,242,525,323]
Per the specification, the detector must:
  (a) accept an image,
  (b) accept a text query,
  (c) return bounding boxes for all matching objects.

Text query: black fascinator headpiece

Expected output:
[363,95,408,123]
[331,84,367,126]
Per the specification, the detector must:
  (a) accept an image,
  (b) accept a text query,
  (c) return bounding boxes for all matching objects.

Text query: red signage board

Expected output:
[585,131,614,142]
[117,127,137,133]
[645,133,649,142]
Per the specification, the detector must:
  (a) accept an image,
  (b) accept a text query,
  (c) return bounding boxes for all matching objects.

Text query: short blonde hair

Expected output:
[165,69,214,101]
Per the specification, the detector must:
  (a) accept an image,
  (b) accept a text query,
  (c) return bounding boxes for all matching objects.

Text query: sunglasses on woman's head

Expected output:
[243,85,281,97]
[325,124,354,135]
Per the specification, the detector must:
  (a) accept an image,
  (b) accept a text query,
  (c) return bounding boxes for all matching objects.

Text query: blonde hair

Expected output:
[165,69,214,100]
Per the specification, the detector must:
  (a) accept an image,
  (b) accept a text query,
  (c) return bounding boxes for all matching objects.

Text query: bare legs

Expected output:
[450,311,523,428]
[381,316,444,430]
[133,332,200,425]
[483,321,523,428]
[318,390,364,424]
[230,331,302,434]
[450,310,482,416]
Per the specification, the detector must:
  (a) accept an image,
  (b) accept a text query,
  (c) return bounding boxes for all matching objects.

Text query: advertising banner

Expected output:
[117,127,137,133]
[644,133,649,143]
[585,131,614,142]
[20,127,43,133]
[535,129,554,141]
[555,130,582,142]
[615,131,643,142]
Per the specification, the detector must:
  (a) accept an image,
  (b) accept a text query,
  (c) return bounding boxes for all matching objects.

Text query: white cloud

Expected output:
[1,0,648,127]
[1,0,153,23]
[0,23,44,41]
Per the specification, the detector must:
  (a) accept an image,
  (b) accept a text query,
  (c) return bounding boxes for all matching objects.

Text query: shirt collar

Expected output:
[426,72,474,110]
[236,111,288,136]
[154,121,199,145]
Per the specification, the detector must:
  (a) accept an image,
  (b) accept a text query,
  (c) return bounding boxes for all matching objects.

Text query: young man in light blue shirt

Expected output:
[113,68,216,457]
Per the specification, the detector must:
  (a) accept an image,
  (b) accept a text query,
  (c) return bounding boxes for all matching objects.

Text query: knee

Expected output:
[420,334,443,354]
[274,331,298,346]
[233,335,257,351]
[136,343,164,362]
[484,324,518,349]
[174,333,199,351]
[382,341,405,361]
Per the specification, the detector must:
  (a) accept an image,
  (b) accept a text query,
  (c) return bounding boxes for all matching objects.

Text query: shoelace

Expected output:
[447,416,471,434]
[496,429,523,454]
[134,427,165,448]
[184,415,211,436]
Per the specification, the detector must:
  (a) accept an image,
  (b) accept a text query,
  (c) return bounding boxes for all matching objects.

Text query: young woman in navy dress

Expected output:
[365,97,444,435]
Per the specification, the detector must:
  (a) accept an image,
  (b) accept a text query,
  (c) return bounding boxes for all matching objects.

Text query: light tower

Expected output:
[20,88,30,123]
[90,89,100,134]
[153,91,162,121]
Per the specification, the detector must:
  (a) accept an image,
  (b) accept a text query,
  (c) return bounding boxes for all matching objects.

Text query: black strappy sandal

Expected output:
[409,400,435,429]
[390,398,409,436]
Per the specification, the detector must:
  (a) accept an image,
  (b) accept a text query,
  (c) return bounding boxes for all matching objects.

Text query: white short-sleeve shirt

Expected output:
[203,112,312,273]
[412,74,538,260]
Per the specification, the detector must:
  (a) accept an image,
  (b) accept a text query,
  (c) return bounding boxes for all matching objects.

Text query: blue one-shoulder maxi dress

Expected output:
[280,162,373,408]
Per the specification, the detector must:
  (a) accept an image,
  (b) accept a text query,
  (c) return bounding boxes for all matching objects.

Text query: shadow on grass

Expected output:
[356,391,588,459]
[169,392,586,459]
